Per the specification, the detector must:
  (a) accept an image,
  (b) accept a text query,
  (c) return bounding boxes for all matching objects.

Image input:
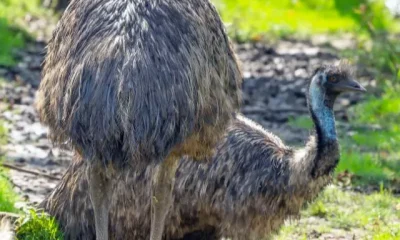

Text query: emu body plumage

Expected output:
[41,115,333,240]
[41,63,366,240]
[36,0,241,166]
[36,0,241,239]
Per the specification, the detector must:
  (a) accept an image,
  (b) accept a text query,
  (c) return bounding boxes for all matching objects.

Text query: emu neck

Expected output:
[308,81,337,145]
[307,80,340,178]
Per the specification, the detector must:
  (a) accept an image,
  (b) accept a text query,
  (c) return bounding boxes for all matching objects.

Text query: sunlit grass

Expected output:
[1,120,62,238]
[0,0,52,66]
[275,185,400,239]
[338,83,400,184]
[289,116,400,185]
[0,168,17,213]
[0,121,17,213]
[15,209,64,240]
[212,0,398,40]
[0,20,25,66]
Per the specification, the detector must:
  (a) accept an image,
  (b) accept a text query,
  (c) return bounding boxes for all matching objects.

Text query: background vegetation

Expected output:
[213,0,399,40]
[0,0,399,239]
[0,123,18,213]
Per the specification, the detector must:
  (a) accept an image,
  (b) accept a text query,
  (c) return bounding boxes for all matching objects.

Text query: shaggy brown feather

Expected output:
[36,1,242,239]
[40,115,332,240]
[40,64,366,240]
[36,0,242,166]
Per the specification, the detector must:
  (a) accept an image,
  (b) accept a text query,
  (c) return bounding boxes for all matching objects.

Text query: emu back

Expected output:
[36,0,241,165]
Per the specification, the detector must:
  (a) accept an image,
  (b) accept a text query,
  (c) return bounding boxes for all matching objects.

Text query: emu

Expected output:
[35,1,241,240]
[41,64,366,239]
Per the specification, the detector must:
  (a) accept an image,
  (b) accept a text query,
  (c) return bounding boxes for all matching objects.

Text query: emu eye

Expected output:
[328,75,338,83]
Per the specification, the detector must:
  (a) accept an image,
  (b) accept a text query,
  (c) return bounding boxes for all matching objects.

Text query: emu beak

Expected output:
[335,79,367,93]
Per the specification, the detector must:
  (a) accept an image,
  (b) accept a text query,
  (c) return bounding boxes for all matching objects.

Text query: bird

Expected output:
[40,62,366,240]
[35,0,242,240]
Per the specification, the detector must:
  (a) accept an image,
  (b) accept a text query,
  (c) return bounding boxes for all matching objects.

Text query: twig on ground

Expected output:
[0,212,21,221]
[1,163,61,181]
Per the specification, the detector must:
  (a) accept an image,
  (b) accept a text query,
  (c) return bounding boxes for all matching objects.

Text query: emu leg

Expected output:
[150,155,179,240]
[87,164,112,240]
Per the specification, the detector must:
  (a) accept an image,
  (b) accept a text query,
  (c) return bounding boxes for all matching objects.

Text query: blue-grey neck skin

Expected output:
[308,73,340,178]
[308,75,337,143]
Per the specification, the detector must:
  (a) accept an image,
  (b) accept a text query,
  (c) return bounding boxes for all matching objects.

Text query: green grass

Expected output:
[15,209,64,240]
[1,121,62,239]
[289,96,400,186]
[288,115,314,130]
[0,19,25,66]
[337,81,400,185]
[212,0,399,40]
[0,97,62,239]
[0,0,46,20]
[0,168,17,213]
[0,0,52,66]
[0,121,18,213]
[275,185,400,239]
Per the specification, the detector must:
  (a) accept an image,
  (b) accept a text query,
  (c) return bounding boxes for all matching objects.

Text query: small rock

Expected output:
[294,68,308,78]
